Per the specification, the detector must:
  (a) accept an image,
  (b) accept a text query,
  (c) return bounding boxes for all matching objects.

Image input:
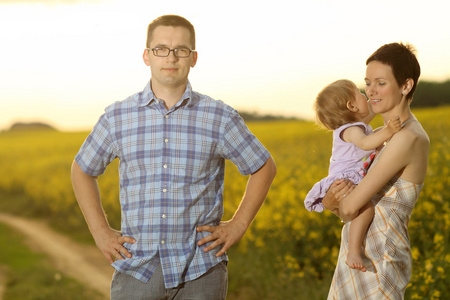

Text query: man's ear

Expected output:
[191,51,198,68]
[143,48,151,66]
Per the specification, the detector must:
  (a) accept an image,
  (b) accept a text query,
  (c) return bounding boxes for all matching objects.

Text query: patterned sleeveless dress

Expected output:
[328,121,424,299]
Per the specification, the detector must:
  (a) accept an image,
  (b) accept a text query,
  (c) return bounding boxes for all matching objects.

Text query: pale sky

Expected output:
[1,0,449,131]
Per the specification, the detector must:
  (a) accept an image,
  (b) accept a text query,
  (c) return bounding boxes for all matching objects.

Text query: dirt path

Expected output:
[0,213,113,299]
[0,266,5,300]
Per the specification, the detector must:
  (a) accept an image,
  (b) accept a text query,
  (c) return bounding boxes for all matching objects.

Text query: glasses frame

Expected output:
[147,47,196,58]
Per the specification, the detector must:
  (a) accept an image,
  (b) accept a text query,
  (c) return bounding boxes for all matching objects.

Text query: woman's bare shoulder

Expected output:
[391,120,429,146]
[385,120,429,183]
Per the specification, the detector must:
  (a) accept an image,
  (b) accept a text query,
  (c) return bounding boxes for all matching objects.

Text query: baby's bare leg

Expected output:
[346,202,374,272]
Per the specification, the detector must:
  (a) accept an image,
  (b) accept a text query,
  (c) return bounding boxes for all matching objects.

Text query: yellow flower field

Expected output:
[0,106,448,299]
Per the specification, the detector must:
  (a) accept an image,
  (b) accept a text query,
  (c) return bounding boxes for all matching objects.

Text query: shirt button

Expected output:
[161,240,165,244]
[163,189,167,193]
[162,214,166,218]
[165,115,169,119]
[155,100,159,104]
[163,164,167,169]
[164,138,169,143]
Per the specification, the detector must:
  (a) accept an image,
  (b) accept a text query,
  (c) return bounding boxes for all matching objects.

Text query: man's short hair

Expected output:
[146,15,196,49]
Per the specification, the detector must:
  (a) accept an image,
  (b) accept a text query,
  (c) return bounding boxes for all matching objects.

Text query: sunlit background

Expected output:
[1,0,449,131]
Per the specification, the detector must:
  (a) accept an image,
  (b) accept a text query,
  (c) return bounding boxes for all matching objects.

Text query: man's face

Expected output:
[143,26,197,91]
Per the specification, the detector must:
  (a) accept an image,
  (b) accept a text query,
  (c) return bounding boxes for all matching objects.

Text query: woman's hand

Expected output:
[322,179,356,217]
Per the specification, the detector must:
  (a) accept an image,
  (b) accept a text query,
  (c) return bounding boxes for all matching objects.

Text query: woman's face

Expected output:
[364,61,403,114]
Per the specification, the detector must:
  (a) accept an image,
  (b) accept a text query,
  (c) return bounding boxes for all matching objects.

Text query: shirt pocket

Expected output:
[171,137,220,181]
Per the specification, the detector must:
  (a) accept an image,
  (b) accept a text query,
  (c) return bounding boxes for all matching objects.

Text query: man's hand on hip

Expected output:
[196,220,247,257]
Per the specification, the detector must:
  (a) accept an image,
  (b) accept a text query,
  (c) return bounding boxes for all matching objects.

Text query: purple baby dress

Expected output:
[304,122,376,212]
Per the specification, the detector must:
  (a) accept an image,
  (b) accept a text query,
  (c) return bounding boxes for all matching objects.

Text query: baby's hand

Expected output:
[386,115,402,134]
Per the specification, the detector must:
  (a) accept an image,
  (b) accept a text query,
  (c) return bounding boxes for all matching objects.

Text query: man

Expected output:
[71,14,276,299]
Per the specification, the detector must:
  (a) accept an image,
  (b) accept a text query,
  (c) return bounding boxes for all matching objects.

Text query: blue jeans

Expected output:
[111,261,228,300]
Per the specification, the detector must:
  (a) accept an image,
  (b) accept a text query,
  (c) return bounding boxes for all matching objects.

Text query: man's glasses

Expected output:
[148,47,196,58]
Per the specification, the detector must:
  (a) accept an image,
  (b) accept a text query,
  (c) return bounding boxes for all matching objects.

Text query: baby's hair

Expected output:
[314,79,359,130]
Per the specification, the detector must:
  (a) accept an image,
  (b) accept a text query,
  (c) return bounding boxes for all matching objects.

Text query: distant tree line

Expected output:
[411,80,450,107]
[9,122,56,131]
[238,111,299,122]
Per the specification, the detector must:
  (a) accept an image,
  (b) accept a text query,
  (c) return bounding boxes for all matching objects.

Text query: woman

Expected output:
[323,42,430,299]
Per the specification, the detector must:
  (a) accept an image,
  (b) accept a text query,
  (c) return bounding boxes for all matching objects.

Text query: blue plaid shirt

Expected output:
[75,81,271,288]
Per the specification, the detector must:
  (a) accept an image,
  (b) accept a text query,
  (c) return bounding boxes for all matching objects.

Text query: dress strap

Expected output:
[401,118,417,128]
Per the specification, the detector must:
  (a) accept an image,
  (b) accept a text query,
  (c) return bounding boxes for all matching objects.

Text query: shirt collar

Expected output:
[136,81,194,108]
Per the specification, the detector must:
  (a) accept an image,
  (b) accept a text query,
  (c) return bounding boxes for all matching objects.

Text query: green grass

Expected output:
[0,222,105,300]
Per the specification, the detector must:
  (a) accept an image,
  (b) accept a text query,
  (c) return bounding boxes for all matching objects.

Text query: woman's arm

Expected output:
[339,130,416,221]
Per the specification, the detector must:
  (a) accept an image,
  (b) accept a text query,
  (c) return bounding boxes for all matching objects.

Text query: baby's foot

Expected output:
[346,252,367,272]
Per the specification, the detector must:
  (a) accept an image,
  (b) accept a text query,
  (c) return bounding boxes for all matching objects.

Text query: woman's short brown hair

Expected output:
[366,42,420,101]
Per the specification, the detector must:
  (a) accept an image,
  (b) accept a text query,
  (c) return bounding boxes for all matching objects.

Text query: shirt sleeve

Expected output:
[74,113,118,176]
[219,109,271,175]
